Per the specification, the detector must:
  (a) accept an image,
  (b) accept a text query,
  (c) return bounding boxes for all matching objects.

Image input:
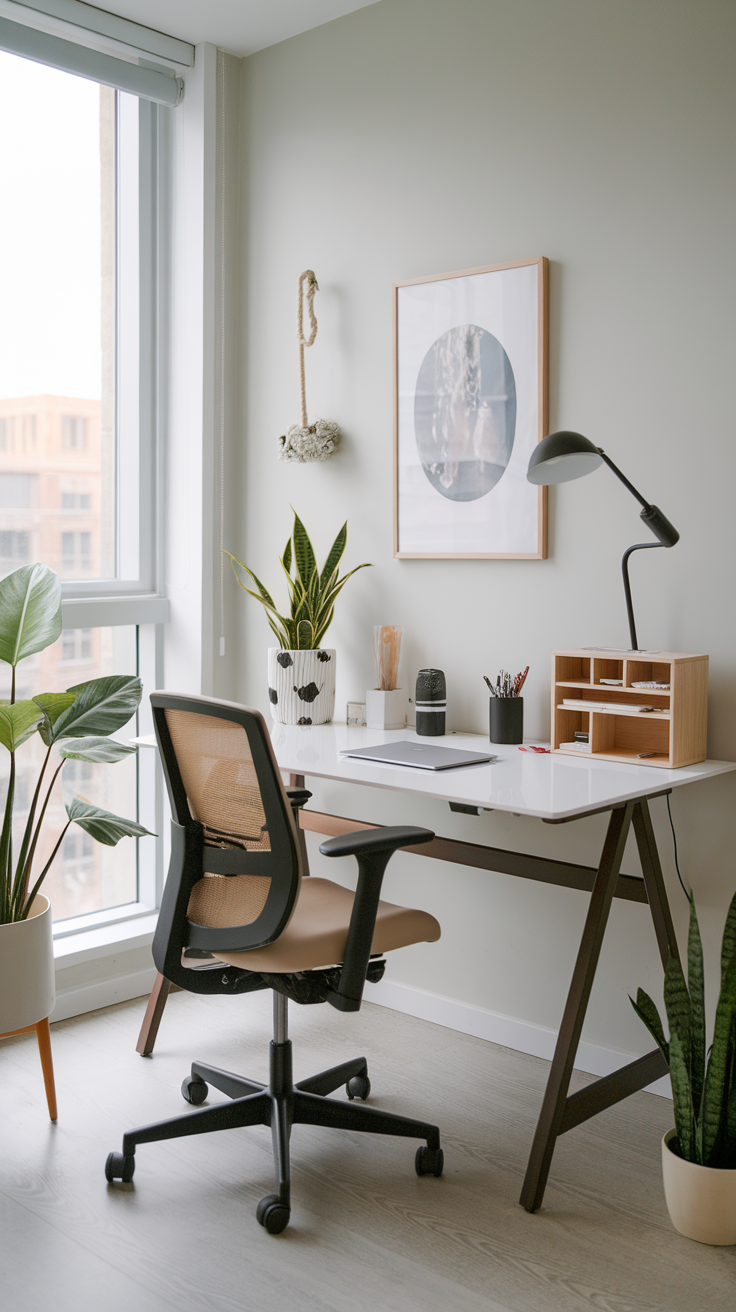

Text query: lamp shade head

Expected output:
[527,431,604,485]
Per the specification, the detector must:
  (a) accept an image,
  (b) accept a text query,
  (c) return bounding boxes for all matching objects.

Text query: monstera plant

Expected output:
[0,563,152,924]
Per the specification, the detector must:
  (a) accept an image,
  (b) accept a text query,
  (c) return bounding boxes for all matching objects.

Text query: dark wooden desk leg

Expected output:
[519,802,635,1213]
[633,799,681,967]
[136,973,172,1057]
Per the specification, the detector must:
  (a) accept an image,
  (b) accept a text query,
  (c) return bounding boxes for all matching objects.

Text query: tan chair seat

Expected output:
[213,876,440,974]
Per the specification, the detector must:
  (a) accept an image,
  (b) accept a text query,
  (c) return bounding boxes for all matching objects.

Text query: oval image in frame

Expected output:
[414,325,517,501]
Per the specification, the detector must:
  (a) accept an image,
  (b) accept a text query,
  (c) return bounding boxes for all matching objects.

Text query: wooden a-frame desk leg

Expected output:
[136,973,172,1057]
[519,797,678,1213]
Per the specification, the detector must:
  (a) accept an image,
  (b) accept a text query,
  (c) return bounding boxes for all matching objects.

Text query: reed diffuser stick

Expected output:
[373,626,402,691]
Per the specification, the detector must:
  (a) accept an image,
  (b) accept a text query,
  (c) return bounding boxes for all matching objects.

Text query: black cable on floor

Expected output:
[666,792,690,901]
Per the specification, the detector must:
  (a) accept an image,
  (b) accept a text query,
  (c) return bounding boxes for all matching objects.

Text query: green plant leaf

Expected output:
[313,607,335,650]
[226,553,278,611]
[51,675,142,742]
[688,897,706,1117]
[664,954,691,1074]
[60,736,136,764]
[66,796,154,846]
[629,989,669,1064]
[669,1031,696,1161]
[292,511,317,589]
[724,1025,736,1167]
[701,951,736,1164]
[721,888,736,987]
[319,521,347,589]
[282,537,292,577]
[33,692,77,746]
[296,618,314,650]
[0,701,44,752]
[0,563,62,667]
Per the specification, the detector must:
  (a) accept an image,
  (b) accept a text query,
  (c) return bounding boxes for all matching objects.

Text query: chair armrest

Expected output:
[319,825,433,859]
[285,786,312,808]
[321,826,435,1013]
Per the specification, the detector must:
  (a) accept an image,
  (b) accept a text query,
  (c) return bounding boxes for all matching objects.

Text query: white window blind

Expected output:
[0,0,191,104]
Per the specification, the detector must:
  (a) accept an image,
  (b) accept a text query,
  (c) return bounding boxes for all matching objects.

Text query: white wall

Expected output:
[224,0,736,1066]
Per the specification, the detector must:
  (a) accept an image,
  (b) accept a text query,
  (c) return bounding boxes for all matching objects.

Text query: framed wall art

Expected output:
[393,257,548,559]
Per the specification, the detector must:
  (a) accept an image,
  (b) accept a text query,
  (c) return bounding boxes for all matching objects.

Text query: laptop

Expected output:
[340,740,497,771]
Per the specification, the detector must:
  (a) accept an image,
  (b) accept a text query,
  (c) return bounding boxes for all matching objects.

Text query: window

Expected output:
[61,416,87,449]
[0,43,169,928]
[0,529,31,567]
[0,51,157,594]
[0,473,38,507]
[61,627,93,662]
[61,491,91,511]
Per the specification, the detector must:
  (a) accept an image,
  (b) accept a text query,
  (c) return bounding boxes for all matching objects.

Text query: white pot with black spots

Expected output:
[268,649,336,725]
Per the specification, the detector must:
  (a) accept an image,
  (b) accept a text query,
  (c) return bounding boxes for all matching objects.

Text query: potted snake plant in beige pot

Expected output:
[0,563,152,1109]
[228,511,372,726]
[631,890,736,1244]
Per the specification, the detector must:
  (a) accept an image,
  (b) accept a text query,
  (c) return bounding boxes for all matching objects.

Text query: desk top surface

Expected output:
[268,723,736,821]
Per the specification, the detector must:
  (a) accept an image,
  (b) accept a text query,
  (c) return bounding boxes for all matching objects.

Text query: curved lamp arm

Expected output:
[526,432,680,651]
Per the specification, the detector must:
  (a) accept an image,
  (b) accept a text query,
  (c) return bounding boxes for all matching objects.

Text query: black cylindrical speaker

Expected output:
[415,669,446,737]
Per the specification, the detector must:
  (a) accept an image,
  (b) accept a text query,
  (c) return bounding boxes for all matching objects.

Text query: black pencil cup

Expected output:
[490,697,523,745]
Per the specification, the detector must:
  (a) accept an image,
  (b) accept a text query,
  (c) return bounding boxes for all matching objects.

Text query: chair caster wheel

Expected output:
[256,1194,290,1234]
[346,1073,370,1101]
[415,1145,444,1177]
[181,1075,208,1105]
[105,1151,135,1183]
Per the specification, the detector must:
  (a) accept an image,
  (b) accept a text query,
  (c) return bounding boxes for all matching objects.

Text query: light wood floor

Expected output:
[0,989,733,1312]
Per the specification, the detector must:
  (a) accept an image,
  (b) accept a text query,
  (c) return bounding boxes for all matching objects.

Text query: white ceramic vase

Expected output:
[662,1129,736,1245]
[268,648,336,725]
[0,895,55,1034]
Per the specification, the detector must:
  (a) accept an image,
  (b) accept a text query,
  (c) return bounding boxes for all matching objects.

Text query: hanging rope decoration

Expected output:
[277,270,340,462]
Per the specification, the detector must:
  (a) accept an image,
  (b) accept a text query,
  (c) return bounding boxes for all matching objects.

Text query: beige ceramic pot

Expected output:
[662,1129,736,1245]
[0,895,55,1034]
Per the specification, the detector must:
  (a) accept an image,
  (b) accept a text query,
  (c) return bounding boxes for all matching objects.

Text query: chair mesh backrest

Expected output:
[164,707,277,930]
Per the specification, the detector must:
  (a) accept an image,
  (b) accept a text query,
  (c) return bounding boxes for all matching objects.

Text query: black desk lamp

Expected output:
[527,431,679,651]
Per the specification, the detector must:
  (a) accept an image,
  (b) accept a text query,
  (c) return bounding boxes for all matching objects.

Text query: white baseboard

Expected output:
[369,977,672,1099]
[51,967,157,1024]
[48,965,671,1100]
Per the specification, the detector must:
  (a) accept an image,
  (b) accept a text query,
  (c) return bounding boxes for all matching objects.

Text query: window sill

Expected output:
[54,910,158,969]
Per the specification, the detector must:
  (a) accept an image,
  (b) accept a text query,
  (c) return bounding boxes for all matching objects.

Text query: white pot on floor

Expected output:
[662,1129,736,1245]
[268,648,336,725]
[0,895,55,1034]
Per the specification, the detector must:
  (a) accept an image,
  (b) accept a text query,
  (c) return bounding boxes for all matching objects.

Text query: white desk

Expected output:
[269,723,735,1211]
[268,722,734,821]
[136,720,735,1212]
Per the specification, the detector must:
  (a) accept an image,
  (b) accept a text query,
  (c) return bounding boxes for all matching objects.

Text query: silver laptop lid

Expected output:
[340,740,496,771]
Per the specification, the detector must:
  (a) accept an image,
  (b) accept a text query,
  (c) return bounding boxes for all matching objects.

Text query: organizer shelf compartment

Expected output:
[551,649,708,768]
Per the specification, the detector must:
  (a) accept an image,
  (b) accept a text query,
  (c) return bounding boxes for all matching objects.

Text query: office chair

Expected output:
[106,693,443,1233]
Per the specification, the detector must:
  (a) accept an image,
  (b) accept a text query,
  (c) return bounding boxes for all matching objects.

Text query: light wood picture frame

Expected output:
[393,257,548,559]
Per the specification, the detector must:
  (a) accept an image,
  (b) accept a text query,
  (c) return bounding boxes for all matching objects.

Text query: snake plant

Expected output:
[0,563,153,923]
[227,510,372,651]
[631,891,736,1167]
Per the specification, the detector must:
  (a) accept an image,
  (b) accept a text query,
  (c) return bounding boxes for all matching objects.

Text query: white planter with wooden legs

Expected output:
[662,1130,736,1245]
[0,894,57,1120]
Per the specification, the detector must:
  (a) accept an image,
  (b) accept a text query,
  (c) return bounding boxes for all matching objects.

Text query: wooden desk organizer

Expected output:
[551,649,708,768]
